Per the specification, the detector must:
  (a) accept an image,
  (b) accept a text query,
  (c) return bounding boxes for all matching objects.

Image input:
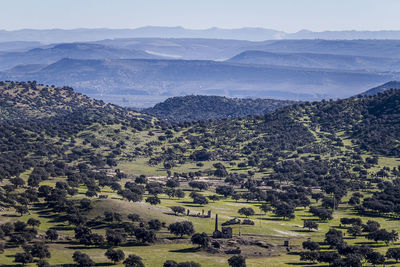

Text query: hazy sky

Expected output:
[2,0,400,32]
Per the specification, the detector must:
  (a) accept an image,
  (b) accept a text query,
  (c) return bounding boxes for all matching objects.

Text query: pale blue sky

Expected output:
[1,0,400,32]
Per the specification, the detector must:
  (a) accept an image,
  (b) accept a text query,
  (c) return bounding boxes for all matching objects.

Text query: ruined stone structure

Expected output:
[212,214,233,238]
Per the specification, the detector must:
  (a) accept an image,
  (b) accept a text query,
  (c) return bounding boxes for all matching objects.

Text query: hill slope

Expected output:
[143,95,297,122]
[0,80,152,122]
[361,81,400,95]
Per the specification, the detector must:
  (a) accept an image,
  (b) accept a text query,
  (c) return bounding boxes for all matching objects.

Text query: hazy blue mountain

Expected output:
[4,27,400,43]
[143,95,297,122]
[0,43,163,70]
[3,38,400,70]
[0,58,396,107]
[0,27,284,43]
[286,29,400,40]
[228,50,400,72]
[0,41,43,52]
[361,81,400,95]
[250,39,400,59]
[94,38,255,60]
[5,64,47,74]
[94,38,400,61]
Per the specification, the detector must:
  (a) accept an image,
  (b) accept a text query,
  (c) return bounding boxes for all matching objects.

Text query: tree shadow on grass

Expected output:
[293,229,314,233]
[50,225,75,231]
[169,247,200,253]
[356,211,400,221]
[354,241,387,248]
[39,214,61,220]
[1,214,19,218]
[386,260,400,265]
[5,244,19,249]
[120,241,150,247]
[56,240,80,246]
[36,208,54,215]
[65,245,106,250]
[286,263,325,266]
[166,236,186,241]
[224,200,250,204]
[95,263,114,267]
[163,211,182,216]
[260,217,285,221]
[181,204,208,208]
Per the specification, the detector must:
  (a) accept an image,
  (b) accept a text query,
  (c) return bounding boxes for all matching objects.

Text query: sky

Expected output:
[1,0,400,32]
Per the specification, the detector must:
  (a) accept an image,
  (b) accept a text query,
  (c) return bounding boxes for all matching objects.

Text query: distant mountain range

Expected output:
[93,38,255,60]
[1,37,400,107]
[246,39,400,59]
[0,57,396,107]
[93,39,400,61]
[4,38,400,63]
[4,27,400,43]
[143,95,297,122]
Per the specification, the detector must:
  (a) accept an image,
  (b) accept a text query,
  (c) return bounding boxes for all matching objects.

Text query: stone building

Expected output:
[212,214,233,238]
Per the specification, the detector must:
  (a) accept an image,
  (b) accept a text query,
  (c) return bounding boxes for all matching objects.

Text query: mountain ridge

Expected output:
[228,50,400,72]
[0,42,163,70]
[4,27,400,43]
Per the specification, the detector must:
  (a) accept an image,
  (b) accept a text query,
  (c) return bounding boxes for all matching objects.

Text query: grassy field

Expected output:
[2,173,400,267]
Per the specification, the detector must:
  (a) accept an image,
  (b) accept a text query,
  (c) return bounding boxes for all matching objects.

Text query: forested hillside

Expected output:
[1,81,400,266]
[0,81,152,181]
[143,95,297,122]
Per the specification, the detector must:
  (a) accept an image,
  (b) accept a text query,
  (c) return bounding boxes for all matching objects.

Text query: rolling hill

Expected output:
[143,95,297,122]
